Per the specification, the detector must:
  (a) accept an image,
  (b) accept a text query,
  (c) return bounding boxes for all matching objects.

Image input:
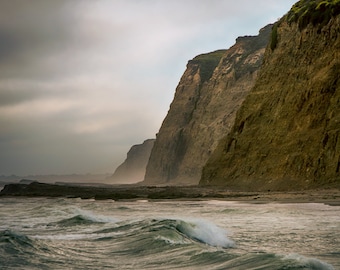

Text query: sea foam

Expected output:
[176,218,234,248]
[283,253,334,270]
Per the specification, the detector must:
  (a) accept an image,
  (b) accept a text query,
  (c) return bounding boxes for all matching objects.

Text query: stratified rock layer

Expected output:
[201,10,340,190]
[143,25,272,185]
[111,139,155,184]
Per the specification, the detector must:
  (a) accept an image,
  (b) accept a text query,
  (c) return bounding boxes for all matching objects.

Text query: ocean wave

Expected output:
[282,253,335,270]
[92,217,335,269]
[185,251,335,270]
[47,214,104,227]
[93,217,234,248]
[47,209,119,228]
[0,230,32,267]
[1,227,335,270]
[0,229,34,248]
[0,229,52,267]
[174,218,235,248]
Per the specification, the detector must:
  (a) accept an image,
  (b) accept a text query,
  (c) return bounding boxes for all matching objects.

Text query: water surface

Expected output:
[0,197,339,269]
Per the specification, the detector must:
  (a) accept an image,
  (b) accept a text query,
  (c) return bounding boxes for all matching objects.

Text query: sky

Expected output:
[0,0,297,176]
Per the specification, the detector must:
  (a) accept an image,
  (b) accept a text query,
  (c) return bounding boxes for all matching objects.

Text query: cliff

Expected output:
[111,139,155,184]
[143,25,272,185]
[201,0,340,190]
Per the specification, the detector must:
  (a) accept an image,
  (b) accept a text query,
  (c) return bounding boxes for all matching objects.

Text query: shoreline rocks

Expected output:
[1,182,339,205]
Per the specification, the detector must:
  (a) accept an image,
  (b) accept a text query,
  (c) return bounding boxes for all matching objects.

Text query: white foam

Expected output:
[283,253,334,270]
[155,235,189,245]
[34,233,91,241]
[206,200,238,205]
[177,218,235,248]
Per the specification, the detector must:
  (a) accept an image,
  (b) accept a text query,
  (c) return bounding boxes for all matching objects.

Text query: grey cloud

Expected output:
[0,79,83,106]
[0,0,297,175]
[0,88,42,106]
[0,1,87,80]
[0,100,154,175]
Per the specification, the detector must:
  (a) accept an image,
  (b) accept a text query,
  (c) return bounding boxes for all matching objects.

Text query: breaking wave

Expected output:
[283,253,334,270]
[1,198,337,269]
[93,217,234,248]
[174,218,235,248]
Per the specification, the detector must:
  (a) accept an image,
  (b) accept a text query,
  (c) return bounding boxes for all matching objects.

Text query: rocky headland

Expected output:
[111,139,155,184]
[1,181,339,205]
[143,25,272,186]
[201,0,340,191]
[2,1,339,197]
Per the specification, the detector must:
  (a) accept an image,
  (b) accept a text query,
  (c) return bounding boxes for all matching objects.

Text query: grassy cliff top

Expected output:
[191,50,227,62]
[286,0,340,29]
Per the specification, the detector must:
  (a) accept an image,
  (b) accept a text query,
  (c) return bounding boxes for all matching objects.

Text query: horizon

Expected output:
[0,0,296,177]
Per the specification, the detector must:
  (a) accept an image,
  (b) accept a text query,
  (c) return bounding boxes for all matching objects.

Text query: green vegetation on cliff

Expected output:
[287,0,340,30]
[200,4,340,190]
[270,24,278,51]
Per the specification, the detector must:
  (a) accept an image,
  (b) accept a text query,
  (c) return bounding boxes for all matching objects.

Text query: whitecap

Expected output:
[283,253,334,270]
[155,235,190,245]
[136,200,149,203]
[175,218,235,248]
[33,233,92,241]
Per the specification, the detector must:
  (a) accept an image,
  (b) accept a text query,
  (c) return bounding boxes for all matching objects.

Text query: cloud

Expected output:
[0,0,296,175]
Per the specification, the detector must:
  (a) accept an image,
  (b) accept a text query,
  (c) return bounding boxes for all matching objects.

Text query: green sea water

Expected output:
[0,197,339,269]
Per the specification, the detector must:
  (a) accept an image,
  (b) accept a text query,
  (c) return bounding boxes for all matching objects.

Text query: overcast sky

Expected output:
[0,0,296,176]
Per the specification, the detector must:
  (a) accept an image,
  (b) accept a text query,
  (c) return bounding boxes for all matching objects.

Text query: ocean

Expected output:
[0,197,339,269]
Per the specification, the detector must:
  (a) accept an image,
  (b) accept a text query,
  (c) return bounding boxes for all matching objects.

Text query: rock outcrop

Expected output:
[143,25,272,185]
[111,139,155,184]
[201,1,340,190]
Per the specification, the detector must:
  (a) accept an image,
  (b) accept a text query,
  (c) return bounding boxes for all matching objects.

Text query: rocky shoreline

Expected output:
[1,182,340,205]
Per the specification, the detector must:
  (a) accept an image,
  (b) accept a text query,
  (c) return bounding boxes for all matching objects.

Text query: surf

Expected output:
[0,197,338,269]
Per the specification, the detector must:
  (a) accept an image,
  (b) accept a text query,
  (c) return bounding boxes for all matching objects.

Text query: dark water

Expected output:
[0,197,339,269]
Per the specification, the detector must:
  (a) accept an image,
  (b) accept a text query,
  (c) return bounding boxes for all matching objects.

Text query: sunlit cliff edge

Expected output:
[200,0,340,190]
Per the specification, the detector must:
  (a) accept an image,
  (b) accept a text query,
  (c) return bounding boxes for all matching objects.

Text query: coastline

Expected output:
[1,182,340,205]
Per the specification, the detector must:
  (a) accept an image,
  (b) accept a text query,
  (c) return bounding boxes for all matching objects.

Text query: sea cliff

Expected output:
[201,1,340,190]
[143,25,272,185]
[111,139,155,184]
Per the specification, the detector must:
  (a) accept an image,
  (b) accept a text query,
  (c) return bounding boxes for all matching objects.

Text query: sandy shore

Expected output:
[1,182,340,205]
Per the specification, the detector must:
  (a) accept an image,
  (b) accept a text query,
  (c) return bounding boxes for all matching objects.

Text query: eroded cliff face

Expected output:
[201,8,340,190]
[143,25,272,185]
[111,139,155,184]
